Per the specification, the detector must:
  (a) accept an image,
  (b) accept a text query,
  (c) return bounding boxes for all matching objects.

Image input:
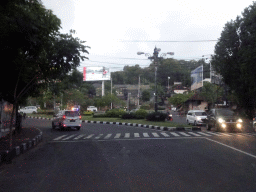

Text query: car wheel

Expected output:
[52,122,56,129]
[187,120,190,125]
[77,127,81,131]
[194,121,197,126]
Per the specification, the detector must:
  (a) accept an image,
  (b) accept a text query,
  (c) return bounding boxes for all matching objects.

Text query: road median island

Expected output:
[26,115,201,131]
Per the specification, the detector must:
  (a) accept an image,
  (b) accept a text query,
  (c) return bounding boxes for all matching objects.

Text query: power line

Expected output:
[119,40,218,43]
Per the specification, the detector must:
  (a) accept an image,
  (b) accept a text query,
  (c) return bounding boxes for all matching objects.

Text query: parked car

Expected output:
[18,106,38,114]
[205,108,243,132]
[52,110,82,130]
[87,106,97,112]
[186,110,207,126]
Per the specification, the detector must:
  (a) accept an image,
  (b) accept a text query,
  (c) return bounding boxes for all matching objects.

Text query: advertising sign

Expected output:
[191,65,203,91]
[83,67,110,81]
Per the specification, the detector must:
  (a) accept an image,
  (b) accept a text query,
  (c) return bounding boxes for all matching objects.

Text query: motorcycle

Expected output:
[167,114,173,121]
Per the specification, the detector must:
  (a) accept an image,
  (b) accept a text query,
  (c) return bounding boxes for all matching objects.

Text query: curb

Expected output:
[27,116,201,132]
[0,128,43,165]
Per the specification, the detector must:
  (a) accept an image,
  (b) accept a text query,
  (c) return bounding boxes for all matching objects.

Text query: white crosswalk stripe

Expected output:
[84,134,94,139]
[62,134,78,140]
[114,133,121,139]
[124,133,130,138]
[205,132,221,136]
[134,133,140,138]
[197,132,211,136]
[95,134,103,139]
[53,135,68,141]
[73,134,86,140]
[170,132,180,137]
[152,132,160,137]
[188,132,201,136]
[104,134,112,139]
[143,133,150,137]
[179,132,191,137]
[160,132,170,137]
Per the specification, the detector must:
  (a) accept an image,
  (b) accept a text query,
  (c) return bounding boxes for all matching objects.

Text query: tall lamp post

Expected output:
[138,47,174,112]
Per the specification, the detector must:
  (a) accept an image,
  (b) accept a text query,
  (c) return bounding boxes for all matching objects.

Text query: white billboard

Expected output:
[83,67,111,81]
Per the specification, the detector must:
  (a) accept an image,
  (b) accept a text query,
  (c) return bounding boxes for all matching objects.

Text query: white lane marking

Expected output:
[73,134,86,140]
[188,132,201,136]
[95,134,103,139]
[124,133,130,138]
[84,134,94,139]
[152,132,160,137]
[205,138,256,159]
[62,134,78,140]
[104,134,112,139]
[179,132,191,137]
[143,133,150,137]
[197,132,212,136]
[114,133,121,139]
[134,133,140,138]
[170,132,180,137]
[53,135,67,141]
[160,132,170,137]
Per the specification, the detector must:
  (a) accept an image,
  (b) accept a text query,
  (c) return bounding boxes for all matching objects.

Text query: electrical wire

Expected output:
[118,40,218,43]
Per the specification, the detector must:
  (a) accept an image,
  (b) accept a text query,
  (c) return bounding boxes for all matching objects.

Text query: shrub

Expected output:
[122,113,136,119]
[83,110,94,116]
[135,109,148,119]
[106,109,126,117]
[146,112,167,121]
[140,104,151,110]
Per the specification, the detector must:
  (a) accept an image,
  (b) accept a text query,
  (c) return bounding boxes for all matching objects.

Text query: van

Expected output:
[186,110,207,126]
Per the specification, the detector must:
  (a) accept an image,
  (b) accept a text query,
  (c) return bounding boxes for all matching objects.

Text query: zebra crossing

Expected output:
[51,131,256,141]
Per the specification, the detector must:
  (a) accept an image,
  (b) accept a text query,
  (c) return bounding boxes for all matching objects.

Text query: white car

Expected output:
[186,110,207,126]
[87,106,97,112]
[52,110,82,130]
[19,106,38,114]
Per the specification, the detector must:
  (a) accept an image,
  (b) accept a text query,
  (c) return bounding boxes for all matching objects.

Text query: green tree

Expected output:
[211,2,256,119]
[168,92,194,108]
[199,82,224,108]
[141,90,151,102]
[0,0,89,137]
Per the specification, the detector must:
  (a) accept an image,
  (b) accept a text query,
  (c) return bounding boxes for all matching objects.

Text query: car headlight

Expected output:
[237,123,242,128]
[218,118,224,123]
[237,118,243,123]
[196,117,201,121]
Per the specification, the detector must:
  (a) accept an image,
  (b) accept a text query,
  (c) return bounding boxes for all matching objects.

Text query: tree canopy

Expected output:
[211,2,256,119]
[0,0,90,105]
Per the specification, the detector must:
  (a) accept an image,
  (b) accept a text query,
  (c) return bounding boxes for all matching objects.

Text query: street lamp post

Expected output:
[138,47,174,112]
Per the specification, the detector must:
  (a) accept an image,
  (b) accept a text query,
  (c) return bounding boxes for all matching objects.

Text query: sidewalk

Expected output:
[0,127,42,165]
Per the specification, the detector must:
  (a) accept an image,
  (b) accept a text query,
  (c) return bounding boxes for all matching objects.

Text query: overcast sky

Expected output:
[42,0,254,72]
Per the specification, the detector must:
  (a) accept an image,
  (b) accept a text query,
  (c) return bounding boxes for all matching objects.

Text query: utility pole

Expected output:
[138,75,140,108]
[137,47,174,112]
[111,78,112,109]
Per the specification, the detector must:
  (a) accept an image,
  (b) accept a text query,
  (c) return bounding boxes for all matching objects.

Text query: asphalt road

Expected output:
[1,118,256,192]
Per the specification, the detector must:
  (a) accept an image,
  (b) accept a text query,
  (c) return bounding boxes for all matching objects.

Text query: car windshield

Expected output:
[216,109,234,116]
[195,112,207,116]
[65,111,79,117]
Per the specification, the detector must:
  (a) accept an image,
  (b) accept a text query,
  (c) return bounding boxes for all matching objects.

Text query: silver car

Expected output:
[52,110,82,130]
